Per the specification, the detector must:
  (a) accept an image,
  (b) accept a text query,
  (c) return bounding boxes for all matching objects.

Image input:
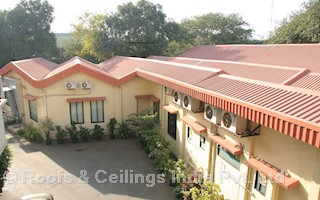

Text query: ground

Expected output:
[1,133,175,200]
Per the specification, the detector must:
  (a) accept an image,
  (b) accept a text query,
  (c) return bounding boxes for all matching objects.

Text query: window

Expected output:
[200,135,206,150]
[90,101,104,123]
[187,126,192,140]
[217,145,240,169]
[70,102,84,124]
[254,171,267,195]
[167,113,177,140]
[29,100,38,122]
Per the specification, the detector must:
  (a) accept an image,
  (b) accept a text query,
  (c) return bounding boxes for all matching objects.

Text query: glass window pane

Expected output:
[29,100,38,122]
[77,102,84,123]
[217,145,240,169]
[97,101,104,122]
[91,101,97,122]
[70,103,77,123]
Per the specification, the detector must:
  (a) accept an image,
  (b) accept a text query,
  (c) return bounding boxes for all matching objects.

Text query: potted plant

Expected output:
[24,123,39,141]
[107,118,117,139]
[66,122,78,143]
[79,125,90,142]
[39,117,55,145]
[92,124,104,141]
[55,125,66,144]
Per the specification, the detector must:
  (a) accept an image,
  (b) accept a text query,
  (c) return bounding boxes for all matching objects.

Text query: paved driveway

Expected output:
[1,133,175,200]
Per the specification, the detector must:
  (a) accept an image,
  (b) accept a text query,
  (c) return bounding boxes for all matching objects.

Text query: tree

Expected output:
[180,13,253,46]
[268,0,320,43]
[66,0,180,61]
[63,13,108,62]
[0,0,58,67]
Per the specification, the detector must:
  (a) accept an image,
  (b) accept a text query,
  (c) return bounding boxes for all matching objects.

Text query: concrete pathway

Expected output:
[1,133,175,200]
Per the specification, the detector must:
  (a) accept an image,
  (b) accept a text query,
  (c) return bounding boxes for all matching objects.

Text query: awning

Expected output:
[247,158,299,189]
[135,95,160,102]
[67,97,106,103]
[163,104,179,114]
[209,135,243,155]
[3,87,12,92]
[181,116,207,133]
[23,94,37,101]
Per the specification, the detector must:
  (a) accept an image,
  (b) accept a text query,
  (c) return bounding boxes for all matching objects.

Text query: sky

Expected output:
[0,0,307,39]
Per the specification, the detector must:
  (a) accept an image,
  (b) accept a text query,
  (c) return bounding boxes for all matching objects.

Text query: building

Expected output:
[0,77,7,155]
[0,44,319,200]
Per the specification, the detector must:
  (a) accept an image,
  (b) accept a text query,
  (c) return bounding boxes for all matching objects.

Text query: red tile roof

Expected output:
[291,73,320,91]
[179,44,320,73]
[11,58,58,80]
[149,56,309,85]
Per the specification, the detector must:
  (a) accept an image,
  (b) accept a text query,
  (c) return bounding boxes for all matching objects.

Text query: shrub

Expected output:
[24,123,39,141]
[107,118,117,139]
[79,126,91,142]
[116,121,132,139]
[92,124,104,141]
[55,125,66,144]
[66,123,78,143]
[39,118,55,145]
[0,145,12,193]
[16,128,25,136]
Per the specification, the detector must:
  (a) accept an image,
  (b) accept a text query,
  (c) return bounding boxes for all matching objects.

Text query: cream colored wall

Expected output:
[120,77,162,120]
[252,126,320,200]
[43,72,117,129]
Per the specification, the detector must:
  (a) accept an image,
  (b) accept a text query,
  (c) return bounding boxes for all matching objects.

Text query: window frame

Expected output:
[90,100,104,123]
[28,100,38,122]
[167,112,177,140]
[200,135,206,150]
[217,144,240,169]
[69,102,84,124]
[187,126,192,140]
[254,170,267,195]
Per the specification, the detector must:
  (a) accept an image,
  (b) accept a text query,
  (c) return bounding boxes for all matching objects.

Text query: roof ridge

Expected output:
[139,58,225,73]
[219,74,320,97]
[165,56,307,72]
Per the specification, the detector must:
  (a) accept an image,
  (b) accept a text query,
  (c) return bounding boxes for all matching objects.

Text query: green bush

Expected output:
[66,123,78,143]
[16,128,25,136]
[55,125,67,144]
[39,118,55,145]
[92,124,104,141]
[79,126,91,142]
[24,123,39,141]
[0,145,12,193]
[107,118,117,139]
[116,121,132,139]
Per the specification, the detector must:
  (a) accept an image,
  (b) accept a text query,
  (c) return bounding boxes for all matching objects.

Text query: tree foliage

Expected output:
[0,0,58,67]
[181,13,253,46]
[268,0,320,43]
[67,7,253,60]
[0,146,12,193]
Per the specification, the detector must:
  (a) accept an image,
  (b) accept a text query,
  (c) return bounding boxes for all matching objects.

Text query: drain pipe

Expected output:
[40,89,48,118]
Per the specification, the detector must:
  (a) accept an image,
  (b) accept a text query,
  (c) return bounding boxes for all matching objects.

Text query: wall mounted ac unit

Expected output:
[173,91,182,105]
[65,81,76,90]
[221,110,247,135]
[81,81,92,89]
[182,95,203,112]
[204,104,221,125]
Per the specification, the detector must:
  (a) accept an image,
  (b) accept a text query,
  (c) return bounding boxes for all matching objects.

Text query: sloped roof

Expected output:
[10,58,58,80]
[179,44,320,73]
[290,73,320,91]
[149,56,309,85]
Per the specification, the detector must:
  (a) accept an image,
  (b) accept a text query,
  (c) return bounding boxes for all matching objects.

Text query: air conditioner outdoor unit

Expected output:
[221,110,247,135]
[204,104,221,125]
[65,81,76,90]
[81,81,92,89]
[182,95,204,112]
[173,91,182,105]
